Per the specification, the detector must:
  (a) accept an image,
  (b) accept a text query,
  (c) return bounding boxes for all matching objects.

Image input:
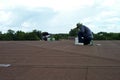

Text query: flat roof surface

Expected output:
[0,40,120,80]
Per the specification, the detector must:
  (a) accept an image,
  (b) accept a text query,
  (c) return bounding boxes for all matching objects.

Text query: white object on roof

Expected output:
[0,64,11,67]
[75,37,84,45]
[96,44,101,46]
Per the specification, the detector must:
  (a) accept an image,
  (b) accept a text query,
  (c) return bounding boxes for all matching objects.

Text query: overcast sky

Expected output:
[0,0,120,33]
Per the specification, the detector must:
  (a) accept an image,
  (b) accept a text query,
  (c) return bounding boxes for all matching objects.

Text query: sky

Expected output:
[0,0,120,33]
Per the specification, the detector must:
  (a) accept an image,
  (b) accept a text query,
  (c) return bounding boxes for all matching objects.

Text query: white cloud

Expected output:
[0,11,10,22]
[99,11,117,18]
[102,0,116,7]
[102,0,120,8]
[0,0,120,33]
[1,0,95,11]
[105,17,120,23]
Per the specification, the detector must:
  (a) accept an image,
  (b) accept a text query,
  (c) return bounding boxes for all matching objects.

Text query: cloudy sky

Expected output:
[0,0,120,33]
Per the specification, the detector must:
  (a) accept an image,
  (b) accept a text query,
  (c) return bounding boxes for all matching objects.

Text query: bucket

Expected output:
[75,37,84,45]
[75,37,78,45]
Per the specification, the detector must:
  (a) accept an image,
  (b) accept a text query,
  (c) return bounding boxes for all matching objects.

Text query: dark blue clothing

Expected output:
[78,25,93,45]
[80,25,93,38]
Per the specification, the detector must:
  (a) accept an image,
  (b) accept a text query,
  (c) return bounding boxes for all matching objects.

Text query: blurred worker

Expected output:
[76,23,93,45]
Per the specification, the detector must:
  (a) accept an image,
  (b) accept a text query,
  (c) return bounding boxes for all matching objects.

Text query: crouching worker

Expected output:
[76,23,93,45]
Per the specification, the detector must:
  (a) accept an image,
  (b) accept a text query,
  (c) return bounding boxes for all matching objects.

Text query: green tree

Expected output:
[97,32,107,40]
[5,29,15,40]
[69,28,78,37]
[52,34,69,40]
[118,33,120,40]
[24,32,40,40]
[0,31,2,40]
[15,31,25,40]
[32,30,42,40]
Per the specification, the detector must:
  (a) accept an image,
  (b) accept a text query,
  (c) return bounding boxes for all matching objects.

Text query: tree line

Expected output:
[93,32,120,40]
[0,29,69,41]
[0,29,120,41]
[0,29,42,40]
